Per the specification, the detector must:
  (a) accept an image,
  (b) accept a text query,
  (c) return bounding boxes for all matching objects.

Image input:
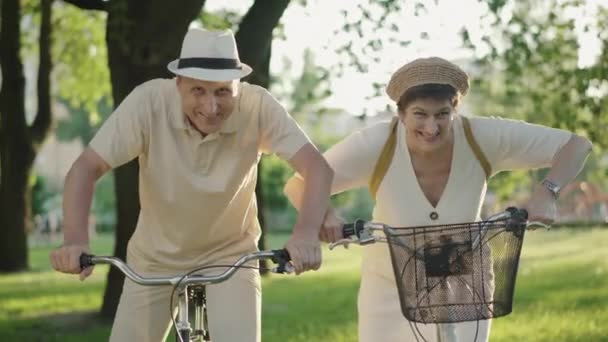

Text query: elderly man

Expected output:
[50,28,333,342]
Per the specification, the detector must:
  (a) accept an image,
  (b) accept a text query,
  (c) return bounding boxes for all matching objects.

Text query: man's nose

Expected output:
[200,96,218,115]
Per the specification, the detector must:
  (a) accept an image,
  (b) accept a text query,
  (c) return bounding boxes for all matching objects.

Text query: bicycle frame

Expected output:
[80,249,292,342]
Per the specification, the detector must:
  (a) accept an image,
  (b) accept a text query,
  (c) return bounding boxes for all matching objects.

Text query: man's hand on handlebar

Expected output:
[49,243,93,281]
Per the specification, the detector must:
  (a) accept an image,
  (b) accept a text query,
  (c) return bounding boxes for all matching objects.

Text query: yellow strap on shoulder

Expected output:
[369,117,399,200]
[368,116,492,200]
[461,116,492,179]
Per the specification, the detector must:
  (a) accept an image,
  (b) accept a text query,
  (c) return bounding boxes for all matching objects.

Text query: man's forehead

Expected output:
[180,76,236,89]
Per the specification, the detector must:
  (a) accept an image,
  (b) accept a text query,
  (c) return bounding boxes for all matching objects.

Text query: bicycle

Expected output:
[329,207,549,342]
[79,249,293,342]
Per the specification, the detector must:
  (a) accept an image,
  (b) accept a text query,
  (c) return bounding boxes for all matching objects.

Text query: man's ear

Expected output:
[175,76,182,86]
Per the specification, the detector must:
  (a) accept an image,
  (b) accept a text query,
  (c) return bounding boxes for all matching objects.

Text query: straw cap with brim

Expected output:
[386,57,469,102]
[168,28,252,82]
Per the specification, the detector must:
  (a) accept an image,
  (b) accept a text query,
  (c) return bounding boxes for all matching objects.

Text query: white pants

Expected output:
[358,245,491,342]
[109,267,261,342]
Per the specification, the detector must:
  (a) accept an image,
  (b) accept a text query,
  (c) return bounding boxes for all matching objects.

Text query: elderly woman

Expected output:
[284,57,592,342]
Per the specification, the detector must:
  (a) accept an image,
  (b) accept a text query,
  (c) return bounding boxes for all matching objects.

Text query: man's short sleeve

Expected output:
[257,87,311,160]
[89,84,150,168]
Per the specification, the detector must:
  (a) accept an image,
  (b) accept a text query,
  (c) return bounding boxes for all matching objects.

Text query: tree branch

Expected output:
[62,0,107,11]
[30,0,53,145]
[248,45,271,88]
[235,0,290,72]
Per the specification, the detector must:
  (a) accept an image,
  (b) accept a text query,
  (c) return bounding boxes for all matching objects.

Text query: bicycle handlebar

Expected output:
[79,249,292,287]
[330,207,550,250]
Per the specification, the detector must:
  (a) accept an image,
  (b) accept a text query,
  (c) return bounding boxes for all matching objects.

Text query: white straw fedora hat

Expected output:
[168,28,252,81]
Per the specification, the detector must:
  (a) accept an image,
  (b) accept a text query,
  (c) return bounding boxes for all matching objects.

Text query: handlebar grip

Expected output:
[517,208,529,220]
[271,249,292,274]
[342,223,355,238]
[80,253,94,270]
[271,249,291,263]
[505,207,529,221]
[343,219,367,238]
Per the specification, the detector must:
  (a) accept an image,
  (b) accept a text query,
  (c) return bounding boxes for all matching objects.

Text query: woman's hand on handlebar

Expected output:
[319,207,346,244]
[49,243,93,281]
[525,184,558,226]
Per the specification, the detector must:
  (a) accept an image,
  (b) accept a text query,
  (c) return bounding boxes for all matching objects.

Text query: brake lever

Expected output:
[328,235,383,250]
[527,221,551,230]
[329,238,357,250]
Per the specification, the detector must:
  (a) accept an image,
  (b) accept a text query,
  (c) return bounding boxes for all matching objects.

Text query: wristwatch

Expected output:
[541,179,561,199]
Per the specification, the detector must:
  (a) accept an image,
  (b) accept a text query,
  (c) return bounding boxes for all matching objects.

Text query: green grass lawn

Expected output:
[1,228,607,341]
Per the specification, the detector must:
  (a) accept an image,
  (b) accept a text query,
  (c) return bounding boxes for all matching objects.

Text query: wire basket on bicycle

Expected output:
[384,208,528,324]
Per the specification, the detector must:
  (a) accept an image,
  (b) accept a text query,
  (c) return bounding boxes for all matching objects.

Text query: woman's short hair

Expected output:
[397,83,460,112]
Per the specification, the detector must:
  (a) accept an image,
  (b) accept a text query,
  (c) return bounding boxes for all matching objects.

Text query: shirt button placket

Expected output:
[198,142,210,174]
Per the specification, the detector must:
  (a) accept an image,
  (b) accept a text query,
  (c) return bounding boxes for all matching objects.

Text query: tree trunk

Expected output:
[0,0,29,272]
[100,0,206,319]
[235,0,290,273]
[249,46,271,273]
[0,0,53,272]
